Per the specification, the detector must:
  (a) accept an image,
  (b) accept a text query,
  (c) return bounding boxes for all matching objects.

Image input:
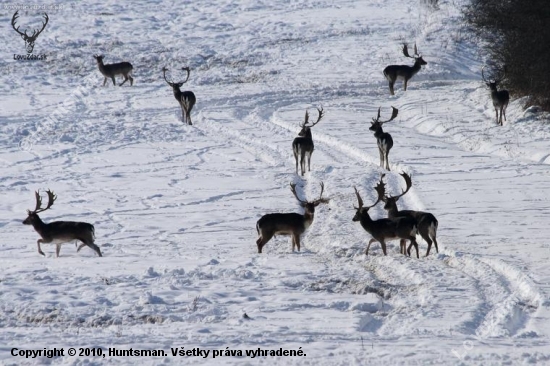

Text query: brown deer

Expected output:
[352,177,419,258]
[256,182,329,253]
[93,55,134,86]
[383,43,427,95]
[162,66,196,125]
[482,66,510,126]
[11,11,48,54]
[22,190,102,257]
[369,106,398,171]
[292,107,324,176]
[382,172,439,256]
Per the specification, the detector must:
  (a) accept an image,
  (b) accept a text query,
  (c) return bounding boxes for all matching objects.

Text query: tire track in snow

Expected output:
[269,109,541,338]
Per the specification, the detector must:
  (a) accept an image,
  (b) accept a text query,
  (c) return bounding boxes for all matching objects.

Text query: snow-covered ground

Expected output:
[1,0,550,364]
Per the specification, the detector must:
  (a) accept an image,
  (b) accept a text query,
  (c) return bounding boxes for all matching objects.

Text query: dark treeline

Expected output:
[464,0,550,110]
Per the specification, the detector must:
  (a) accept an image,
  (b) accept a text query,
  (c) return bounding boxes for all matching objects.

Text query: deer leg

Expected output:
[128,75,134,86]
[495,108,499,125]
[111,76,116,86]
[378,147,384,169]
[503,105,507,122]
[380,240,387,256]
[76,243,86,252]
[300,150,307,176]
[385,150,390,171]
[365,238,378,255]
[256,233,273,253]
[389,81,395,96]
[424,236,433,257]
[403,79,408,91]
[119,76,128,86]
[293,148,299,175]
[37,239,45,256]
[307,151,312,172]
[186,110,193,125]
[180,103,186,123]
[293,234,301,252]
[103,77,108,87]
[56,243,62,258]
[407,238,419,259]
[88,243,102,257]
[399,239,406,255]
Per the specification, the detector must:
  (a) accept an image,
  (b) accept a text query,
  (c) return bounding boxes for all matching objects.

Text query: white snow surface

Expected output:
[1,0,550,365]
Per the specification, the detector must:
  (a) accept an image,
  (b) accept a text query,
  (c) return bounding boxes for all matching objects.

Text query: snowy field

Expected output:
[1,0,550,364]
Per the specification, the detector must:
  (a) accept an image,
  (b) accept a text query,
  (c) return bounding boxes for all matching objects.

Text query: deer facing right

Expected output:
[22,190,102,257]
[382,172,439,256]
[256,182,329,253]
[383,43,427,95]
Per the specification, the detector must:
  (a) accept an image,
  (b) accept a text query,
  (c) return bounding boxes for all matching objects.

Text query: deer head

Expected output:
[352,176,386,221]
[22,190,57,225]
[482,65,506,91]
[382,172,412,210]
[162,66,191,90]
[290,181,329,214]
[403,43,427,66]
[297,107,324,137]
[369,106,398,132]
[11,11,49,54]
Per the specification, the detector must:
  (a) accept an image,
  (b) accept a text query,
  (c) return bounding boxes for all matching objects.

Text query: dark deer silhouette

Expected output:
[11,11,49,53]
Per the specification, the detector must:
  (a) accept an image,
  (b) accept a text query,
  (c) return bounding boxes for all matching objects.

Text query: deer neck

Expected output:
[359,211,376,233]
[172,87,182,100]
[385,203,399,218]
[30,215,48,236]
[412,59,422,73]
[373,127,385,138]
[303,209,314,229]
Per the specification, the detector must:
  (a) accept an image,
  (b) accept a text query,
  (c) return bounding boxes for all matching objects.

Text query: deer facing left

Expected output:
[256,182,329,253]
[94,55,134,86]
[22,190,102,257]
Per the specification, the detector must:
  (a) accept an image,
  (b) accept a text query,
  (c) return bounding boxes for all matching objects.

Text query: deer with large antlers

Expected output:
[352,177,419,258]
[163,66,196,125]
[369,106,398,171]
[94,55,134,86]
[382,173,439,256]
[292,107,324,176]
[256,182,329,253]
[482,66,509,126]
[22,190,102,257]
[383,43,427,95]
[11,11,48,54]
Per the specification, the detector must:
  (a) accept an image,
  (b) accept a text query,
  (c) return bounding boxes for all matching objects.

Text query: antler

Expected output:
[313,182,330,205]
[402,43,419,58]
[372,106,398,124]
[306,107,324,128]
[181,67,191,84]
[11,11,26,37]
[30,13,48,40]
[353,176,385,210]
[290,183,308,204]
[28,189,57,214]
[162,66,173,86]
[481,66,489,83]
[388,172,412,201]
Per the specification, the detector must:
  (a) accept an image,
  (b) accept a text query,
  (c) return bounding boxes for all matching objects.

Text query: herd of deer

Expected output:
[22,43,509,258]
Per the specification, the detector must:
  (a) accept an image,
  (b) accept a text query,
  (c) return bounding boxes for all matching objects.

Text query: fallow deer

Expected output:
[162,66,196,125]
[94,55,134,86]
[352,177,419,258]
[292,107,324,176]
[369,106,398,171]
[383,43,427,95]
[382,172,439,256]
[482,66,510,126]
[256,182,329,253]
[22,190,102,257]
